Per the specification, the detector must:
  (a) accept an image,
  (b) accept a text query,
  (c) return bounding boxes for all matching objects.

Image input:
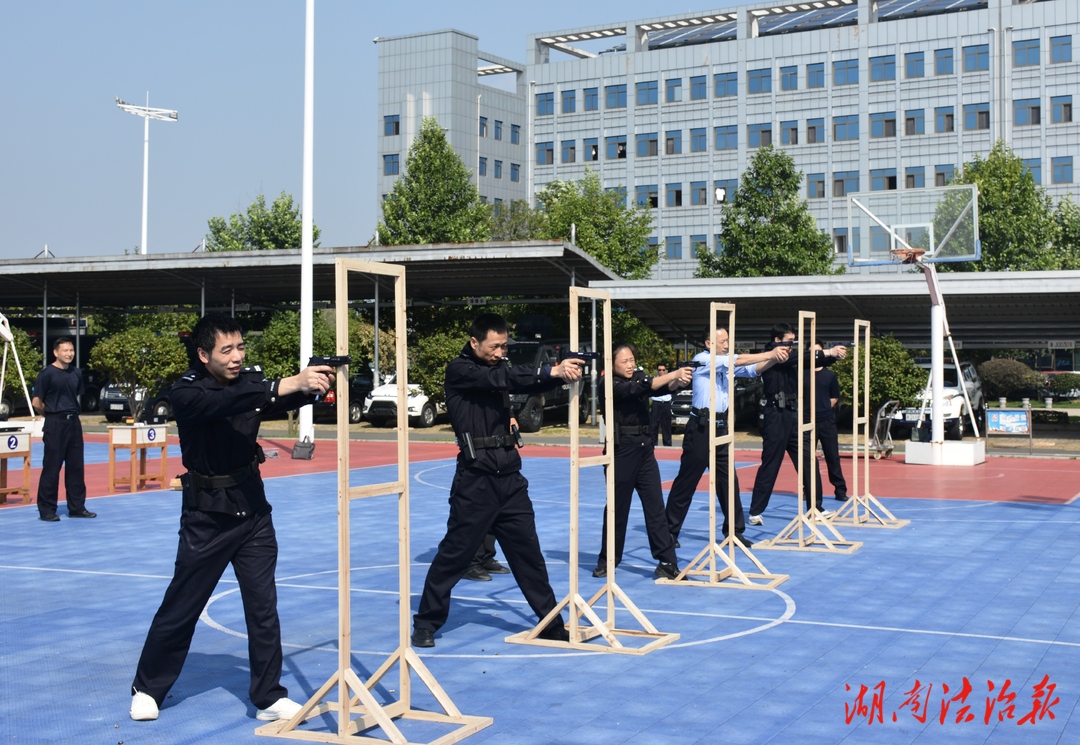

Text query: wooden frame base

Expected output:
[755,510,863,554]
[830,493,910,529]
[655,537,789,590]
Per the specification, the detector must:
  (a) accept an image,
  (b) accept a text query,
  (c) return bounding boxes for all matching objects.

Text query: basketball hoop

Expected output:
[890,246,925,264]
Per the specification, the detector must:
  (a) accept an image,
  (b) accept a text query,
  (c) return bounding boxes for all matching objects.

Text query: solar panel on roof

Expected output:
[647,21,736,50]
[758,6,858,35]
[877,0,986,21]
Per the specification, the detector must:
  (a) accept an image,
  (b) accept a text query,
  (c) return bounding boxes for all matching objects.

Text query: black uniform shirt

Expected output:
[815,368,840,422]
[445,342,563,474]
[602,369,654,447]
[35,364,83,415]
[172,364,312,516]
[760,341,838,402]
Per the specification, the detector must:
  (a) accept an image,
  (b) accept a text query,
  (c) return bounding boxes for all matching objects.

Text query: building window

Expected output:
[383,115,400,136]
[1014,99,1041,127]
[636,132,658,157]
[935,48,954,75]
[666,183,683,207]
[562,90,576,114]
[834,59,859,86]
[536,141,554,165]
[807,118,824,144]
[478,157,487,176]
[714,234,725,255]
[1013,39,1040,67]
[1052,95,1073,124]
[666,236,683,260]
[780,66,797,91]
[536,93,554,116]
[636,80,658,105]
[833,228,848,254]
[935,164,954,187]
[665,130,682,155]
[1052,156,1073,184]
[666,78,682,102]
[605,84,627,108]
[511,124,520,144]
[494,160,502,179]
[478,117,488,138]
[906,51,925,78]
[690,182,708,206]
[494,120,502,140]
[714,72,737,97]
[715,179,737,204]
[690,127,707,152]
[690,234,708,258]
[905,166,925,189]
[871,168,897,191]
[1023,158,1042,185]
[690,75,707,100]
[807,62,825,89]
[748,123,772,147]
[748,68,772,94]
[605,135,627,160]
[871,112,897,138]
[833,171,859,197]
[963,44,990,72]
[646,236,659,256]
[905,109,925,135]
[781,121,798,145]
[636,184,659,208]
[561,140,576,164]
[584,87,599,111]
[964,102,990,131]
[833,114,859,141]
[870,55,896,81]
[511,163,520,182]
[606,186,627,208]
[935,106,954,133]
[808,173,825,199]
[715,125,737,150]
[1051,35,1073,64]
[584,137,599,162]
[383,153,399,175]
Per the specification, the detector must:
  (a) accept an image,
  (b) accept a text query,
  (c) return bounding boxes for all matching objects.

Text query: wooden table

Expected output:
[0,429,32,504]
[108,424,168,493]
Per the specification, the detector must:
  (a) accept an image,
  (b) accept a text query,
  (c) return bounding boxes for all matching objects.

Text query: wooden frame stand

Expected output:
[655,303,787,590]
[831,320,910,530]
[108,425,168,493]
[756,312,862,555]
[257,259,490,744]
[505,287,678,654]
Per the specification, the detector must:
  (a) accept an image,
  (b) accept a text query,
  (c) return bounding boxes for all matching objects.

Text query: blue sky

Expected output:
[0,1,744,262]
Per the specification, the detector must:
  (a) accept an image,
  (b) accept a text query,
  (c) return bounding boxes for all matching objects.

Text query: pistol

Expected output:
[679,360,705,368]
[308,355,352,368]
[511,424,524,449]
[460,432,477,460]
[561,350,600,361]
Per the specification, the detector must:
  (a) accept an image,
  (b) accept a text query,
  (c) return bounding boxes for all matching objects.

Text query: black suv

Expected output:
[100,385,173,423]
[505,339,591,432]
[669,375,764,431]
[313,371,376,424]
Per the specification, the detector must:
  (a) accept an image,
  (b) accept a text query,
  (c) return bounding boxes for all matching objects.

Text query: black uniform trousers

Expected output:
[649,401,672,447]
[816,416,848,499]
[132,509,287,709]
[749,405,825,517]
[597,441,678,568]
[414,468,558,633]
[665,416,745,540]
[38,416,87,517]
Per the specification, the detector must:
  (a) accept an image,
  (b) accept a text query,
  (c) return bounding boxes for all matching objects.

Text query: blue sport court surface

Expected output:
[1,453,1078,744]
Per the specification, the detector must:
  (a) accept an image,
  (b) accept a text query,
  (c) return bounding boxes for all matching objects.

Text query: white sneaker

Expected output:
[130,691,159,721]
[257,697,302,722]
[819,510,836,519]
[748,514,764,526]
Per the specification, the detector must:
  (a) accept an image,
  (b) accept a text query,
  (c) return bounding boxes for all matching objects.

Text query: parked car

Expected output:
[0,391,32,419]
[669,374,764,430]
[101,384,173,423]
[362,378,442,428]
[81,370,105,412]
[313,371,376,424]
[505,339,591,432]
[891,360,985,440]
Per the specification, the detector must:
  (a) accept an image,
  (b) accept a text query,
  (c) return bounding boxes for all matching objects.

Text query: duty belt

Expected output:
[690,409,727,428]
[188,450,264,490]
[765,392,798,411]
[617,425,651,437]
[470,435,516,449]
[46,413,79,420]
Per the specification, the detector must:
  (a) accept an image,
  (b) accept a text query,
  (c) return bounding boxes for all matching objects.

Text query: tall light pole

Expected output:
[116,95,177,255]
[297,0,316,443]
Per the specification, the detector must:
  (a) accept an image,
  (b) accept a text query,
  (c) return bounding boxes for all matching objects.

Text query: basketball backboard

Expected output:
[845,184,979,266]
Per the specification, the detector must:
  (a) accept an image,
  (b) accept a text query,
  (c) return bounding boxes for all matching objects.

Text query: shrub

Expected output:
[410,332,465,405]
[1049,372,1080,399]
[977,358,1044,399]
[832,334,925,412]
[89,328,187,421]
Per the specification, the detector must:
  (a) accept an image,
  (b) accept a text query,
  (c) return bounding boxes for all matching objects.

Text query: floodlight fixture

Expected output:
[115,95,178,255]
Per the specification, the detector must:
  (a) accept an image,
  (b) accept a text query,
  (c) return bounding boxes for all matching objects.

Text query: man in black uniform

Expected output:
[593,343,692,579]
[748,323,847,524]
[649,364,673,448]
[32,337,94,521]
[411,314,584,648]
[130,313,333,722]
[815,342,849,502]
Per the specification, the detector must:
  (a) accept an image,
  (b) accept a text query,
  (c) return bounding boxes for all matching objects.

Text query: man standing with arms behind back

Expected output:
[32,336,94,522]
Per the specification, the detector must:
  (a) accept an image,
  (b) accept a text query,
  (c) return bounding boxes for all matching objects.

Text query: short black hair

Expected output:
[469,313,510,342]
[704,326,729,343]
[52,336,74,351]
[771,322,795,342]
[612,342,636,360]
[192,313,244,357]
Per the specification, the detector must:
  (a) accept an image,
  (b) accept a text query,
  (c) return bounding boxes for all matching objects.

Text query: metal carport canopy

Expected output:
[0,240,617,311]
[590,270,1080,349]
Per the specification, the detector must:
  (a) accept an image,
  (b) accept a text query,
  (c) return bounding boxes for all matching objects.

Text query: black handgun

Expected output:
[460,432,477,460]
[679,360,705,368]
[308,355,351,368]
[562,350,600,361]
[773,341,798,348]
[511,424,524,449]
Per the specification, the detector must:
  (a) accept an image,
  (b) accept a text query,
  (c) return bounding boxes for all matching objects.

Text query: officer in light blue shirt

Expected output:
[665,328,788,548]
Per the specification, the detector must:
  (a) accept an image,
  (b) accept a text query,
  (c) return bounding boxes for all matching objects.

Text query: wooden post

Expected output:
[656,302,787,590]
[505,287,678,654]
[257,259,490,744]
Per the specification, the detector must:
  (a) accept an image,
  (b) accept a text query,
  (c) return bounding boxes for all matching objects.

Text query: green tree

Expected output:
[89,328,188,421]
[1053,196,1080,270]
[348,316,396,372]
[206,191,320,252]
[947,141,1060,271]
[698,146,836,278]
[1,327,43,411]
[537,170,656,279]
[409,331,464,405]
[832,335,925,413]
[89,311,199,336]
[253,310,335,381]
[376,117,490,245]
[491,200,547,241]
